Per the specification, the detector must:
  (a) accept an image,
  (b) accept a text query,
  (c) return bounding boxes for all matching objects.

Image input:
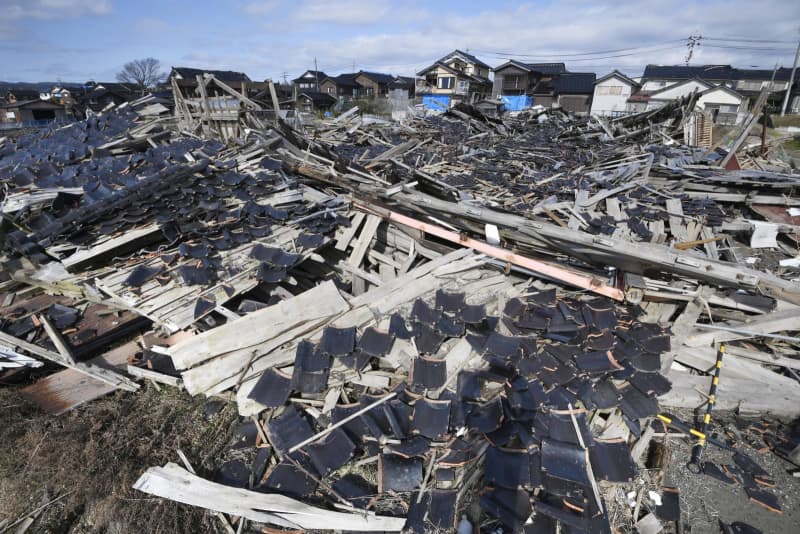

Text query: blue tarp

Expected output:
[422,95,451,111]
[501,95,533,111]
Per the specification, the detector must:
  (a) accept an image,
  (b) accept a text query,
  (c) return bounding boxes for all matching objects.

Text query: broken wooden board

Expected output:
[0,330,139,392]
[20,339,137,415]
[236,249,478,415]
[133,463,406,531]
[166,281,349,396]
[19,330,194,414]
[661,371,800,419]
[684,308,800,348]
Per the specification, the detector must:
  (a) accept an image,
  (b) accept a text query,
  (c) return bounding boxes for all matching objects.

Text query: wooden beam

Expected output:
[354,201,625,301]
[684,308,800,347]
[0,329,138,392]
[133,463,406,531]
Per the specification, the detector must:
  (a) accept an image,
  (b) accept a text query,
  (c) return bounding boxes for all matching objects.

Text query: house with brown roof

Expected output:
[416,50,493,106]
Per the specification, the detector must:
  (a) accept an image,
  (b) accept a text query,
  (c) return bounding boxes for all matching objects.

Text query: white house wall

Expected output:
[590,76,634,116]
[696,88,744,110]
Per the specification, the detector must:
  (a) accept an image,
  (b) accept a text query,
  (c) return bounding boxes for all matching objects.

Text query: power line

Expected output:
[474,45,685,64]
[704,36,797,44]
[470,39,685,59]
[702,43,796,52]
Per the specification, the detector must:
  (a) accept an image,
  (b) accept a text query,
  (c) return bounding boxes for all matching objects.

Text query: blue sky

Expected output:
[0,0,797,83]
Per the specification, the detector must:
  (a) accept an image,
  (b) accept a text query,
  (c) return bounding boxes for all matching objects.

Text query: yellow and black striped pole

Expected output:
[656,413,737,453]
[689,343,725,471]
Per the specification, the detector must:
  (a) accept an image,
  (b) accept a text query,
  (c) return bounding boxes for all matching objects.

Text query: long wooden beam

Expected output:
[354,200,625,301]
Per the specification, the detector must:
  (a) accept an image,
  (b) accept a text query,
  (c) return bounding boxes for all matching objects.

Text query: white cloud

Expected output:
[0,0,112,20]
[242,1,280,16]
[294,0,390,25]
[277,0,799,77]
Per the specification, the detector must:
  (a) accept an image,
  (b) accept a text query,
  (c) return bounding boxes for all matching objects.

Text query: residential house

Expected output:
[590,70,640,117]
[354,71,397,98]
[77,82,138,113]
[624,76,748,124]
[416,50,493,107]
[170,67,252,96]
[640,64,795,111]
[389,76,416,98]
[491,62,594,112]
[3,89,41,104]
[296,91,337,113]
[640,79,712,111]
[640,65,734,92]
[695,85,749,125]
[492,61,566,98]
[292,70,327,98]
[319,73,360,101]
[1,99,67,126]
[547,72,596,113]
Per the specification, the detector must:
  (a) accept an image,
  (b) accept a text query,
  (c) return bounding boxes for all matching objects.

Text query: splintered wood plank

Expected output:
[96,226,309,332]
[684,308,800,348]
[0,331,138,391]
[133,463,406,531]
[335,212,365,251]
[168,280,348,370]
[700,227,720,260]
[61,224,162,271]
[236,250,475,415]
[660,372,799,419]
[660,289,710,374]
[347,214,381,267]
[665,198,688,242]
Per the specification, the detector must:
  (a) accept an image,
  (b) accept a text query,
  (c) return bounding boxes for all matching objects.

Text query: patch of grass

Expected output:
[0,383,238,533]
[772,114,800,128]
[783,137,800,151]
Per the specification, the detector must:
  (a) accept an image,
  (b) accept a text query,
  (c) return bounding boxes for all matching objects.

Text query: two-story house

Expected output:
[639,64,795,111]
[319,73,360,101]
[492,61,566,98]
[416,50,493,108]
[292,70,327,99]
[590,70,641,117]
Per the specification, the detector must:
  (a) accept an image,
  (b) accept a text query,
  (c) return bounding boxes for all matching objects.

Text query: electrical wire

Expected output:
[704,36,798,44]
[470,39,686,58]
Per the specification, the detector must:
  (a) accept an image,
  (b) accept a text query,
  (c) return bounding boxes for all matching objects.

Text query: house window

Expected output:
[608,86,622,95]
[457,80,469,91]
[327,87,333,94]
[596,87,609,95]
[438,77,455,89]
[5,111,15,120]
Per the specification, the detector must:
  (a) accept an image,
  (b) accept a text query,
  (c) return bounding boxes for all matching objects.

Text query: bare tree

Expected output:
[116,58,165,94]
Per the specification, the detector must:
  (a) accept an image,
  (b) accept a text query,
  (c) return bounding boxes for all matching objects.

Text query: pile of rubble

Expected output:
[1,83,799,533]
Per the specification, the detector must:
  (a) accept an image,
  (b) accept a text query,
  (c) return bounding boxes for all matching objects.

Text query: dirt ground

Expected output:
[663,411,800,534]
[0,383,239,533]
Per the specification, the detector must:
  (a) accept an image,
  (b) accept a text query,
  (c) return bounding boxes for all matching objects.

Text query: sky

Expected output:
[0,0,798,83]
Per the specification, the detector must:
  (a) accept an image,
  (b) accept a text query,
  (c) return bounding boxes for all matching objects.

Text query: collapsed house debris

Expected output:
[1,79,799,533]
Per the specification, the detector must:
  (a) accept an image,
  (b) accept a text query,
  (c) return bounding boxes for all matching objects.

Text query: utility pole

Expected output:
[780,36,800,116]
[685,32,702,66]
[314,57,319,92]
[281,72,288,85]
